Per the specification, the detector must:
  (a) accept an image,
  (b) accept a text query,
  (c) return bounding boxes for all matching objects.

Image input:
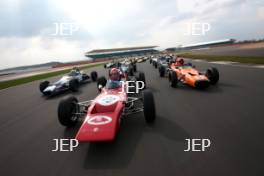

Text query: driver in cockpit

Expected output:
[107,68,123,89]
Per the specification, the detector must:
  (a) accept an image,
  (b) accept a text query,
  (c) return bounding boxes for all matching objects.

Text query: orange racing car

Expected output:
[166,58,219,89]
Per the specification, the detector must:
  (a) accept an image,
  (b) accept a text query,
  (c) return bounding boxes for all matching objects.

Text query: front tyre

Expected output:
[169,71,178,88]
[143,90,156,123]
[90,71,98,81]
[39,81,49,93]
[58,96,79,127]
[206,67,219,85]
[159,66,165,77]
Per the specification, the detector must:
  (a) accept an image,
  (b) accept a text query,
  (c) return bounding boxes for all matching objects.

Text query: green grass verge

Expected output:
[0,63,105,90]
[178,53,264,64]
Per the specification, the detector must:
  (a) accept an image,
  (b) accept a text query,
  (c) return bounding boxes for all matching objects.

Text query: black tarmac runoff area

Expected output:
[0,61,264,176]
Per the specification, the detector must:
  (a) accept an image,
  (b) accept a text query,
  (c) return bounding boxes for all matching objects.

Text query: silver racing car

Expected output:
[39,68,98,96]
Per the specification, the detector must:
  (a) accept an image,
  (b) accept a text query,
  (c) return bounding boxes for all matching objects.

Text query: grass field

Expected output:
[178,53,264,64]
[0,63,104,90]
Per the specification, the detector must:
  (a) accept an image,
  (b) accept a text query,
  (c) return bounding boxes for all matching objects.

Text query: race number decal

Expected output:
[87,116,112,125]
[97,95,120,106]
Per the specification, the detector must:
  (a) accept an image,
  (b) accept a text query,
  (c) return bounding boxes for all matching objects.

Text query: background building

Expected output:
[85,46,158,60]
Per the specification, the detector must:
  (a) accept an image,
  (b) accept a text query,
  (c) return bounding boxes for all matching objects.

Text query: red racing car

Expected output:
[57,68,155,142]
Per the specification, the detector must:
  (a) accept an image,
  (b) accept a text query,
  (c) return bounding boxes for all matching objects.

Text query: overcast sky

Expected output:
[0,0,264,69]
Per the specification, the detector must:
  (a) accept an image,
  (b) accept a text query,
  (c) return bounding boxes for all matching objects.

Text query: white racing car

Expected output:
[39,68,98,96]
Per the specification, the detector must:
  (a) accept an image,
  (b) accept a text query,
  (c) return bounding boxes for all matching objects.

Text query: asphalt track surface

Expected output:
[0,61,264,176]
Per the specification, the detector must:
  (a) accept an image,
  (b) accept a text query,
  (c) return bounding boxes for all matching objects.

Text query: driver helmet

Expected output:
[69,70,78,76]
[109,68,121,81]
[176,57,184,65]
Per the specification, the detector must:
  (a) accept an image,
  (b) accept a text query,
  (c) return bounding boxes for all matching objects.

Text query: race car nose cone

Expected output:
[93,127,99,132]
[75,126,116,142]
[75,115,117,142]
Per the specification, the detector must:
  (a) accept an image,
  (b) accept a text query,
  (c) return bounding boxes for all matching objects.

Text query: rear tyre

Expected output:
[133,64,137,72]
[69,79,79,92]
[58,96,79,127]
[39,81,49,93]
[128,67,134,76]
[97,76,107,91]
[90,71,98,81]
[154,62,157,68]
[137,72,146,89]
[169,71,178,88]
[206,67,219,85]
[143,90,156,123]
[159,66,165,77]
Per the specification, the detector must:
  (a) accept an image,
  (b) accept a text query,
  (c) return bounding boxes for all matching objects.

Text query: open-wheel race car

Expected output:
[151,57,158,68]
[106,59,139,80]
[119,62,137,77]
[57,68,155,142]
[157,55,174,77]
[39,68,98,96]
[165,58,219,89]
[103,60,118,69]
[118,59,137,75]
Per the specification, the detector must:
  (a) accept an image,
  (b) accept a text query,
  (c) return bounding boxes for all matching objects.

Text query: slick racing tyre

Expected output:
[169,71,178,88]
[39,81,50,93]
[58,96,79,127]
[154,62,157,68]
[128,66,134,76]
[206,67,219,85]
[133,64,137,72]
[137,72,146,89]
[159,66,165,77]
[90,71,98,81]
[69,79,79,92]
[143,90,156,123]
[97,76,107,91]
